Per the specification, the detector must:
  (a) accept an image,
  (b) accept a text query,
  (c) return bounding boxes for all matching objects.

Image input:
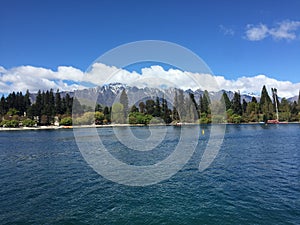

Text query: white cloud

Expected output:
[215,74,300,98]
[0,63,299,98]
[269,20,300,40]
[245,24,268,41]
[219,25,235,36]
[0,65,85,94]
[245,20,300,41]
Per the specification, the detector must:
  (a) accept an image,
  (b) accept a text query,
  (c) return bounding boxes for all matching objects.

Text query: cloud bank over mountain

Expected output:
[0,63,299,98]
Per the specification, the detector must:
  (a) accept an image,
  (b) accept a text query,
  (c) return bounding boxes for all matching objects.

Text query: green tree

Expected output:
[139,102,146,113]
[279,98,291,121]
[153,97,161,117]
[231,92,242,115]
[111,103,124,123]
[55,89,63,115]
[95,104,103,112]
[242,99,248,114]
[94,111,105,125]
[60,117,72,126]
[172,91,180,121]
[161,98,172,123]
[0,95,7,115]
[22,118,36,127]
[221,92,231,110]
[103,106,111,123]
[200,93,209,114]
[177,89,186,119]
[129,112,152,125]
[120,89,129,119]
[130,105,139,113]
[145,99,155,115]
[259,85,273,121]
[245,101,259,122]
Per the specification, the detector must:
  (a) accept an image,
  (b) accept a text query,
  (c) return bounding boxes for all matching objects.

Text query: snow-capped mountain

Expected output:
[30,82,298,106]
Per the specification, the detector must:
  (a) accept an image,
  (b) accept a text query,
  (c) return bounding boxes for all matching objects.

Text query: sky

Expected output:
[1,0,300,97]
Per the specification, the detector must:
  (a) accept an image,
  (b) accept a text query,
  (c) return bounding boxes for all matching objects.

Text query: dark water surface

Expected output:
[0,124,299,224]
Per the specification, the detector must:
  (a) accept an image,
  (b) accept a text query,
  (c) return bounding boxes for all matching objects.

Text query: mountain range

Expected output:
[30,83,298,106]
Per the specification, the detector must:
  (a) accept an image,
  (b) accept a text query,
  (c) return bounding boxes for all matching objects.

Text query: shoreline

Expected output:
[0,121,299,131]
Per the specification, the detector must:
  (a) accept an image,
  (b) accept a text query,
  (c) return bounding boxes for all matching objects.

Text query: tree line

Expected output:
[0,89,74,127]
[1,86,300,127]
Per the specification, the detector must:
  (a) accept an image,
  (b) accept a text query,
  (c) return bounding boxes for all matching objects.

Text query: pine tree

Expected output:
[24,90,31,112]
[64,93,73,115]
[231,92,242,115]
[200,91,210,114]
[55,90,62,115]
[139,102,146,113]
[130,105,139,113]
[260,85,272,110]
[0,95,7,115]
[153,97,161,117]
[221,92,231,111]
[259,85,273,120]
[145,99,155,115]
[35,90,43,121]
[189,93,199,119]
[161,98,171,123]
[120,89,128,119]
[242,99,247,114]
[251,96,257,103]
[172,91,180,121]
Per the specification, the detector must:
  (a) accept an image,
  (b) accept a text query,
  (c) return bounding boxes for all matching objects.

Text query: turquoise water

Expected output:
[0,125,299,224]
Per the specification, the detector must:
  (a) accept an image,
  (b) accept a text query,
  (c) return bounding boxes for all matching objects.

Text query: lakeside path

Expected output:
[0,124,147,131]
[0,122,299,131]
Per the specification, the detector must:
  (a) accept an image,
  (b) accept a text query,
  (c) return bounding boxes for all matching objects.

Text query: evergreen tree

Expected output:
[0,95,7,115]
[161,98,171,123]
[34,90,43,121]
[139,101,146,113]
[24,90,31,112]
[145,99,155,115]
[64,93,73,115]
[259,85,273,120]
[130,105,139,113]
[177,89,186,119]
[242,99,248,114]
[200,92,209,114]
[95,104,103,112]
[153,97,161,117]
[279,98,291,121]
[103,106,111,122]
[221,92,231,111]
[290,101,298,121]
[259,85,272,110]
[251,96,257,103]
[55,90,63,115]
[172,91,180,121]
[120,89,129,119]
[231,92,242,115]
[189,93,198,118]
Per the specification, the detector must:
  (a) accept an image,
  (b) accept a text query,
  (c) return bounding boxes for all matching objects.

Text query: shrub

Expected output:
[22,118,36,127]
[60,117,72,126]
[1,120,19,128]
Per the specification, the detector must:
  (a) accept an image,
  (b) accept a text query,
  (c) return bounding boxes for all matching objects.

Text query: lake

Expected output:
[0,124,299,224]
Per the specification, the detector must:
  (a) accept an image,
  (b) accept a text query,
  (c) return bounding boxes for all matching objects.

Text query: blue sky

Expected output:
[1,0,300,96]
